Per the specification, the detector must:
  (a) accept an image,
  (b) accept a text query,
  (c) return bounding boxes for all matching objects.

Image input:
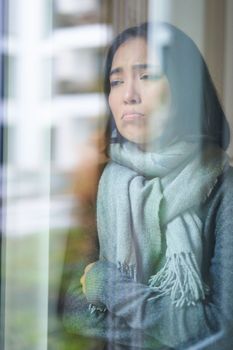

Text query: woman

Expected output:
[63,22,233,349]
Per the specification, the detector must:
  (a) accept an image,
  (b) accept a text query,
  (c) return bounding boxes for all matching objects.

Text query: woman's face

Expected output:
[108,37,170,147]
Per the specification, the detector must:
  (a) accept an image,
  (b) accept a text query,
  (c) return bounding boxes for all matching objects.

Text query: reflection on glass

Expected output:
[1,1,233,350]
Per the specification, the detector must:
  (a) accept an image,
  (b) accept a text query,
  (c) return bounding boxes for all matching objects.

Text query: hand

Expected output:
[80,262,96,295]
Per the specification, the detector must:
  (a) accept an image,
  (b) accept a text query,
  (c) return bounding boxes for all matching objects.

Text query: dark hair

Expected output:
[104,22,230,150]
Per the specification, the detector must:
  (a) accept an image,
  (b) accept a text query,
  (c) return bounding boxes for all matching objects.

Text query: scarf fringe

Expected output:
[148,252,208,307]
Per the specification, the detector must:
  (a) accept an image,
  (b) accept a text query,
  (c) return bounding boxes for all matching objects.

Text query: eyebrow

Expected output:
[109,64,160,77]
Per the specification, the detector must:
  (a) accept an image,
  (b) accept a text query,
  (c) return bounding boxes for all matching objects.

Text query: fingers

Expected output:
[80,262,96,295]
[84,262,95,274]
[80,274,86,294]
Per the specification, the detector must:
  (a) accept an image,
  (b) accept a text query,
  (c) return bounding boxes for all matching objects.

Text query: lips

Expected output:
[122,111,145,121]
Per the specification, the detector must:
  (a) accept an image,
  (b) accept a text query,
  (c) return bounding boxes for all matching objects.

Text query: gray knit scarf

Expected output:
[97,140,228,307]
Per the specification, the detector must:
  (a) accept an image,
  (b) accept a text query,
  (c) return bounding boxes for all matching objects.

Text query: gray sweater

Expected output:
[63,167,233,349]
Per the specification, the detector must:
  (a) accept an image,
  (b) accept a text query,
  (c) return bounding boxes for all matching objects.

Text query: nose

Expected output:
[123,79,141,104]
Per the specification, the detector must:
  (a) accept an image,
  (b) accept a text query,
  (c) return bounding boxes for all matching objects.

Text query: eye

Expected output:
[140,73,163,81]
[110,80,123,88]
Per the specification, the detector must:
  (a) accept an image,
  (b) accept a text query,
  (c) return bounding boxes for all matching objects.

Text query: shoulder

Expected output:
[220,165,233,186]
[208,165,233,204]
[216,165,233,204]
[201,166,233,228]
[217,165,233,213]
[207,165,233,232]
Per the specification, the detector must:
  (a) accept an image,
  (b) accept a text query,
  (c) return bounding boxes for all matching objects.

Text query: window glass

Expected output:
[1,1,233,349]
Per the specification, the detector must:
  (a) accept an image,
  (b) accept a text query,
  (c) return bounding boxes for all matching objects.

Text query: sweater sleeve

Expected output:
[85,173,233,349]
[63,271,165,349]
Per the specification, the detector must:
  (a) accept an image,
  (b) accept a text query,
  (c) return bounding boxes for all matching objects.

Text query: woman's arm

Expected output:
[84,173,233,349]
[63,271,164,349]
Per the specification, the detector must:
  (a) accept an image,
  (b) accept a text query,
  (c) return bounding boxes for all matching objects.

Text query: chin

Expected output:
[124,134,148,145]
[126,132,160,145]
[120,128,147,144]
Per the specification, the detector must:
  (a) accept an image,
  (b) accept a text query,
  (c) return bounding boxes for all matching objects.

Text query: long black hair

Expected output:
[104,22,230,150]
